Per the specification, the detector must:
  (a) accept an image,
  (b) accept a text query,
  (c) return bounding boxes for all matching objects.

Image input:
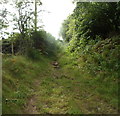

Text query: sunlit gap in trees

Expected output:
[0,0,75,40]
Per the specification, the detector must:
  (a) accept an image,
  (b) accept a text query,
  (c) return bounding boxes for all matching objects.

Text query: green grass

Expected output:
[58,54,118,113]
[2,54,52,114]
[57,35,119,113]
[2,36,119,114]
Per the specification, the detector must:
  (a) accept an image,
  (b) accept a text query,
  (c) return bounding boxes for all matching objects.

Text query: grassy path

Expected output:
[25,62,71,114]
[2,55,118,114]
[25,60,118,114]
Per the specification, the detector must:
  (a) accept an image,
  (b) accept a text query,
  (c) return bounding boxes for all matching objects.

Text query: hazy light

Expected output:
[41,0,75,39]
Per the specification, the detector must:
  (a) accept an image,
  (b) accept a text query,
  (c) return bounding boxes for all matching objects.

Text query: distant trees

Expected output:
[31,30,59,56]
[59,19,70,42]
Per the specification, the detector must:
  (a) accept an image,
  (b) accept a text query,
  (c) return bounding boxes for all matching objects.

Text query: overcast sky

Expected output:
[41,0,75,39]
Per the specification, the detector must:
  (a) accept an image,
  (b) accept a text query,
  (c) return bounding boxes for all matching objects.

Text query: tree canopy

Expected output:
[60,2,120,42]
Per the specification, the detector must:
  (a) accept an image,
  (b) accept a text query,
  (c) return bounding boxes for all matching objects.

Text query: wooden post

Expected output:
[11,33,15,55]
[35,0,37,32]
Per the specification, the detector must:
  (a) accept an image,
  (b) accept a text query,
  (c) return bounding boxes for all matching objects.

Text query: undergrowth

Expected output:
[58,35,119,112]
[2,35,119,114]
[2,54,51,114]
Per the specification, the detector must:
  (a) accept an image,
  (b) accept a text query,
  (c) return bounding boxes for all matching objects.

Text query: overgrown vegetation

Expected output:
[59,35,119,111]
[1,0,120,114]
[2,55,52,114]
[2,30,60,58]
[59,1,120,114]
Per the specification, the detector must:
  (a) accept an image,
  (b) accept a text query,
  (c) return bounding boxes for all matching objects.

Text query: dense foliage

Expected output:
[60,2,120,42]
[2,30,60,58]
[60,2,120,66]
[59,2,120,109]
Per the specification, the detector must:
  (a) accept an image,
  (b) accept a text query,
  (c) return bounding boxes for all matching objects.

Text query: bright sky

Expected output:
[0,0,75,39]
[40,0,75,39]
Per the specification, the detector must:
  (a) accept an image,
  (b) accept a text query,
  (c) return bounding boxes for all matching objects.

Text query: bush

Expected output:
[26,48,42,61]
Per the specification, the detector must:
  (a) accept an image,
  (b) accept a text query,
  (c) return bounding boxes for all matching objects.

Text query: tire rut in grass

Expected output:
[25,61,71,114]
[35,77,71,114]
[25,95,39,114]
[25,80,41,114]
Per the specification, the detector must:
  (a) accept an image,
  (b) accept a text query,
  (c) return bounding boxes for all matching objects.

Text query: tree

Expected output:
[60,2,120,54]
[59,19,70,42]
[0,3,9,38]
[11,0,35,54]
[13,1,34,36]
[0,8,8,30]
